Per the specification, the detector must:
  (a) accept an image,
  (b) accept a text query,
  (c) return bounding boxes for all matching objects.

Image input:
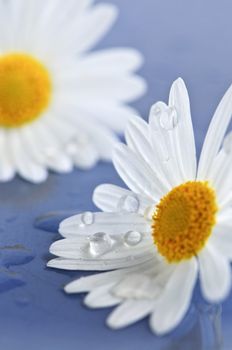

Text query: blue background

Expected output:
[1,0,232,349]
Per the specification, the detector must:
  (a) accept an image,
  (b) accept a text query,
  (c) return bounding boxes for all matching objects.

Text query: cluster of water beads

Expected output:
[88,230,143,257]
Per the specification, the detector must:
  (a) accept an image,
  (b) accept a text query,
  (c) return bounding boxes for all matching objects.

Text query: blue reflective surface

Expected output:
[1,0,232,349]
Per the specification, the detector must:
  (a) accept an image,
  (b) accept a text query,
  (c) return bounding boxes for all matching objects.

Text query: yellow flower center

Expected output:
[152,181,218,263]
[0,53,52,128]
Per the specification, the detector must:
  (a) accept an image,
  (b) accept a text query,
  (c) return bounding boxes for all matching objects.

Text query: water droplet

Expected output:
[81,212,94,226]
[89,232,113,257]
[118,194,140,213]
[150,102,178,131]
[124,231,142,246]
[144,206,154,220]
[159,106,178,130]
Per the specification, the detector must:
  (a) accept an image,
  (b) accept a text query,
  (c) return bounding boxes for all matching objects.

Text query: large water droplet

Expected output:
[124,231,142,246]
[118,194,140,213]
[160,106,178,130]
[81,212,94,226]
[150,102,178,131]
[89,232,113,257]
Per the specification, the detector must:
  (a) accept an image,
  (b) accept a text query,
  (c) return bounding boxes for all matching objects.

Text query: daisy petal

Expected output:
[47,253,153,271]
[74,4,118,53]
[168,78,196,180]
[77,75,146,103]
[46,154,73,173]
[0,131,15,181]
[78,48,143,74]
[64,260,156,293]
[71,141,99,170]
[210,223,232,260]
[84,283,121,308]
[74,101,138,132]
[113,143,168,200]
[150,258,197,335]
[107,299,155,329]
[9,131,47,183]
[49,236,153,264]
[65,269,126,293]
[93,184,153,214]
[197,84,232,179]
[199,243,231,302]
[59,212,149,237]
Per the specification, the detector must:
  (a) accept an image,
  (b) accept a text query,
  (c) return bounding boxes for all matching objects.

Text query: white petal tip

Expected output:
[64,283,75,294]
[106,317,122,330]
[47,259,63,269]
[47,260,55,268]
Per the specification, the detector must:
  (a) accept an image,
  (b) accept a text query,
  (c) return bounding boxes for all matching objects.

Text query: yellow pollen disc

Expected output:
[152,181,218,263]
[0,53,51,128]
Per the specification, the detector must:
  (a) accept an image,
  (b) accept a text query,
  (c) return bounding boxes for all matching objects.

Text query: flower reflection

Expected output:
[0,244,34,293]
[164,302,222,350]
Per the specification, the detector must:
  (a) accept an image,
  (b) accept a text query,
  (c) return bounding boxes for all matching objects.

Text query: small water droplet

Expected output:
[89,232,113,257]
[124,231,142,246]
[118,194,140,213]
[81,212,94,226]
[144,206,154,220]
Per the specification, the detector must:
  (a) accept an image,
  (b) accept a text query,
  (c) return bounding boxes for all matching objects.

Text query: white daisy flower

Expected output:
[0,0,146,183]
[48,78,232,335]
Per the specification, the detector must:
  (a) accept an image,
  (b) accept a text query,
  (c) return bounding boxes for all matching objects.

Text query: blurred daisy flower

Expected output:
[48,78,232,335]
[0,0,146,183]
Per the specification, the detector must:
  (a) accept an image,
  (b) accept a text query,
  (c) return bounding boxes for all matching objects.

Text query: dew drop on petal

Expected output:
[89,232,113,257]
[118,194,140,213]
[144,206,154,220]
[124,231,142,246]
[81,211,94,226]
[150,102,178,131]
[159,106,178,130]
